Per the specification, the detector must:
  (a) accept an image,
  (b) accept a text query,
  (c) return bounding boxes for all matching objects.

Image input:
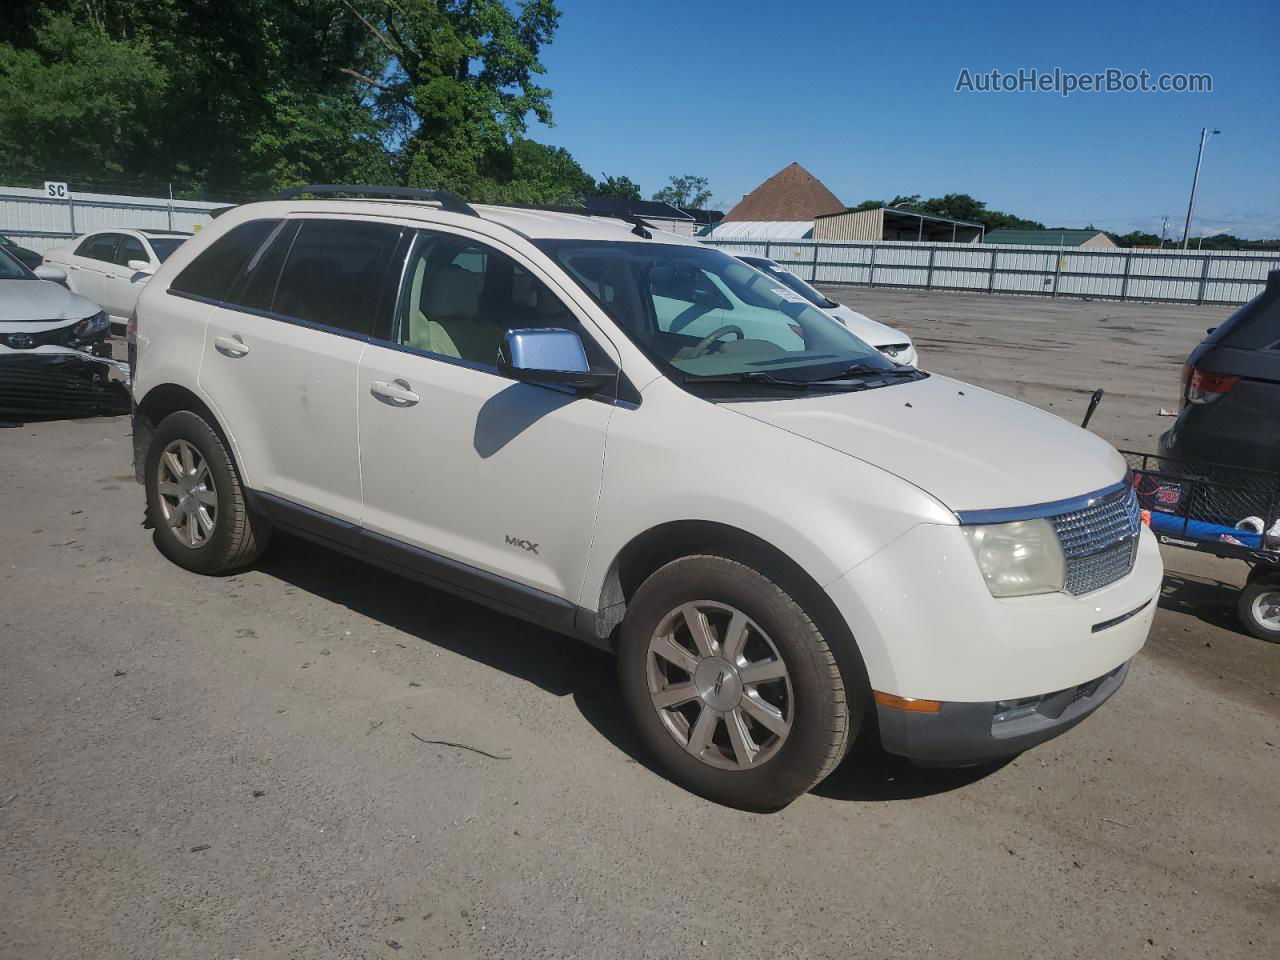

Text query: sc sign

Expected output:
[44,181,70,200]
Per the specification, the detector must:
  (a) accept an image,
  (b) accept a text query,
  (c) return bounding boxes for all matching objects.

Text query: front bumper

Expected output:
[877,661,1130,766]
[0,351,131,421]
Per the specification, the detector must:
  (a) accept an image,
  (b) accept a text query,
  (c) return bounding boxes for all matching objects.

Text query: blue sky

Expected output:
[527,0,1280,238]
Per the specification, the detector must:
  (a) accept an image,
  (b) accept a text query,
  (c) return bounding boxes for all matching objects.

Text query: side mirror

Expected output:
[496,328,611,392]
[127,259,155,275]
[33,264,67,283]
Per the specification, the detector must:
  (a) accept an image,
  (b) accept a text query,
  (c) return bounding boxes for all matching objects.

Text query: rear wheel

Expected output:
[145,410,269,574]
[1238,579,1280,643]
[617,555,857,810]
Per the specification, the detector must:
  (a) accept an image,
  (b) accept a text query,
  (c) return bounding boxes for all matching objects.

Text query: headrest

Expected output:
[422,263,481,319]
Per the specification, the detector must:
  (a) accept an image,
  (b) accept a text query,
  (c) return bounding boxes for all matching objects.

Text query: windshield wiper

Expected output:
[682,371,867,391]
[806,363,925,383]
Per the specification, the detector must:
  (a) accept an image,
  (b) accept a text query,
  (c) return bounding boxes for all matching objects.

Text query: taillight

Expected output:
[1186,367,1238,404]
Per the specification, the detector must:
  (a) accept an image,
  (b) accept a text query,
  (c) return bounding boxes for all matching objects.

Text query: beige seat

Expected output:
[405,261,501,362]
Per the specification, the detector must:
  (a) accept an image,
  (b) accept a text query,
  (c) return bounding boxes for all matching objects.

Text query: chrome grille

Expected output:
[1050,485,1140,596]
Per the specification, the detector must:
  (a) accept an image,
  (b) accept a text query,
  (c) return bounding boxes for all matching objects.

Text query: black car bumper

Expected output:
[0,353,131,421]
[877,663,1129,767]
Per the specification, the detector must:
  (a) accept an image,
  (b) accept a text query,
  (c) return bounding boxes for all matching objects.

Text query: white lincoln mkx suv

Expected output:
[130,186,1162,809]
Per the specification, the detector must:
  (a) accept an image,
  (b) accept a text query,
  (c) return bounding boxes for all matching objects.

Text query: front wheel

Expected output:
[1238,579,1280,643]
[617,555,858,810]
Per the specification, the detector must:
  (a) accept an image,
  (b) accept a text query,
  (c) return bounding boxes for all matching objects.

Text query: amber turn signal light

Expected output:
[873,691,943,713]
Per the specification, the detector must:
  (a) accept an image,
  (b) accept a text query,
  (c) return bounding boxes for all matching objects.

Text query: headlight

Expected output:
[68,311,109,343]
[961,518,1065,597]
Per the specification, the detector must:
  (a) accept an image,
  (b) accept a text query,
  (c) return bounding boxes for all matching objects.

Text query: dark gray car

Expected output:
[1160,269,1280,472]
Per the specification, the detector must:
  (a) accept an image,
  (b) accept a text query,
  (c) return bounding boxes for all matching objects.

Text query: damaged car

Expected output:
[0,247,130,421]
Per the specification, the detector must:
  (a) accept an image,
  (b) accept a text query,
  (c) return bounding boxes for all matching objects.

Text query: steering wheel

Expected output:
[687,325,745,359]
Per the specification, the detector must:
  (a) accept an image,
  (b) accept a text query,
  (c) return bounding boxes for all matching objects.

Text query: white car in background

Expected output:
[42,229,190,332]
[737,254,918,366]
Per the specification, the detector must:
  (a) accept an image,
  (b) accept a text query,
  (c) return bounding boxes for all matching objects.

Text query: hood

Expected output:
[725,373,1126,513]
[826,303,912,348]
[0,280,98,323]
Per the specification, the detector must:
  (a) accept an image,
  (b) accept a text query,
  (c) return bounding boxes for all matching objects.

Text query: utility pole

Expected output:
[1159,215,1169,248]
[1181,127,1220,250]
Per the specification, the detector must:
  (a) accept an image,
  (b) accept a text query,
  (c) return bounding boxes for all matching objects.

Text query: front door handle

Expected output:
[370,378,420,407]
[214,335,249,358]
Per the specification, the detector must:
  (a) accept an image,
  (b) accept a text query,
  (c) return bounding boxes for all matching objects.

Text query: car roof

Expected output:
[218,198,706,246]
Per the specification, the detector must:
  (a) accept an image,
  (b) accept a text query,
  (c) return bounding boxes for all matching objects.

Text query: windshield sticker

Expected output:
[771,286,808,304]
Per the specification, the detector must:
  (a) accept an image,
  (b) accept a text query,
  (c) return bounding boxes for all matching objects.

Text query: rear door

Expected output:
[65,233,119,307]
[197,216,404,522]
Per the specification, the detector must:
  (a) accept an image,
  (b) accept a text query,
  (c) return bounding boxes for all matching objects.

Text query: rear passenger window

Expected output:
[271,219,401,336]
[226,220,296,312]
[170,220,279,301]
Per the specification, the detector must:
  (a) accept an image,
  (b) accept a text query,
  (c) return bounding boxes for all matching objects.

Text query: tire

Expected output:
[617,555,857,811]
[1237,579,1280,643]
[144,409,269,575]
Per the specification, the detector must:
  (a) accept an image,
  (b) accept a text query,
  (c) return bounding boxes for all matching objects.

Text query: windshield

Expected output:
[147,237,185,262]
[738,256,834,308]
[0,246,33,280]
[536,240,904,387]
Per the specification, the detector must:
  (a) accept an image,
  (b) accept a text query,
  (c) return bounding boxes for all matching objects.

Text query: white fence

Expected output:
[0,185,223,253]
[702,237,1280,306]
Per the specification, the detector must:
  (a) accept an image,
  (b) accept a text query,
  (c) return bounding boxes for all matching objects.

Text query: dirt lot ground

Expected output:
[2,290,1277,960]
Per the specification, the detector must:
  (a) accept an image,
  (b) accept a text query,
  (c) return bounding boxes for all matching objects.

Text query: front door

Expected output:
[100,233,151,322]
[357,228,617,602]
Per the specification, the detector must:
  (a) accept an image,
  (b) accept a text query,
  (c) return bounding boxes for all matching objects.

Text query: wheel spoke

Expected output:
[163,451,184,482]
[725,708,758,767]
[652,634,698,675]
[740,690,789,737]
[167,505,188,528]
[721,610,749,662]
[651,682,698,709]
[684,704,718,756]
[186,512,199,546]
[680,604,717,657]
[194,506,214,537]
[179,442,195,476]
[739,657,787,686]
[194,488,217,507]
[157,481,184,500]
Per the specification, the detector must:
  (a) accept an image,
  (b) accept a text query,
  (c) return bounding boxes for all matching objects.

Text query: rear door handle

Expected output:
[214,335,249,358]
[370,378,420,407]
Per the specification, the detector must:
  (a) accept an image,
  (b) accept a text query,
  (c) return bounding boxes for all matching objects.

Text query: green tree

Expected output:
[0,1,392,195]
[474,137,594,205]
[653,174,711,209]
[593,174,642,199]
[338,0,561,198]
[0,13,166,183]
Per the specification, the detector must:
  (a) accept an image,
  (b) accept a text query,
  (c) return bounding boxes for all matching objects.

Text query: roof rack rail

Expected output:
[498,203,654,239]
[273,184,479,218]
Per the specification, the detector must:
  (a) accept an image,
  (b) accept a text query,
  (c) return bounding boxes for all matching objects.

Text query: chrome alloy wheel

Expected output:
[156,439,218,548]
[1251,591,1280,631]
[646,601,793,770]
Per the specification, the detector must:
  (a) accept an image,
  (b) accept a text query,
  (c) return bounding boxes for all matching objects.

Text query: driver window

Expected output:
[396,231,583,368]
